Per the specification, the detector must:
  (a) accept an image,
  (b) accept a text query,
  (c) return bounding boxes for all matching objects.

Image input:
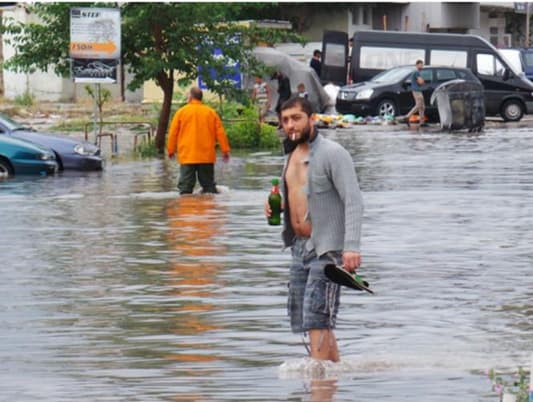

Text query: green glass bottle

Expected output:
[268,178,282,226]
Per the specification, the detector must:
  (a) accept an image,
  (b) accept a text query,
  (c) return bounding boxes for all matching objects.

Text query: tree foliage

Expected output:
[0,2,303,153]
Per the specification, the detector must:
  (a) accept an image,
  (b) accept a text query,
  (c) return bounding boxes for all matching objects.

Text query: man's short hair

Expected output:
[313,49,321,57]
[190,86,203,101]
[415,59,424,66]
[280,96,314,117]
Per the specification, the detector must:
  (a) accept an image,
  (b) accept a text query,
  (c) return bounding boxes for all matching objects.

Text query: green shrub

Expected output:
[259,123,282,149]
[135,138,158,158]
[14,91,35,107]
[222,102,282,150]
[50,118,88,132]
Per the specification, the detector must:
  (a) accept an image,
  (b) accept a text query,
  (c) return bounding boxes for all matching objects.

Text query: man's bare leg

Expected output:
[309,328,339,362]
[310,379,337,402]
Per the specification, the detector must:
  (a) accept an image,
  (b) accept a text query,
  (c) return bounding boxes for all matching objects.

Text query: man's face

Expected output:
[416,62,424,70]
[280,105,314,145]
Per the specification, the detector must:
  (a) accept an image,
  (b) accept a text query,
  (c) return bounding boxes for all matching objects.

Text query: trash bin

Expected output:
[430,79,485,132]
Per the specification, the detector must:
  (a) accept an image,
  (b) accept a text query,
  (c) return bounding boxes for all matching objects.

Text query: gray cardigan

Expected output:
[281,132,364,256]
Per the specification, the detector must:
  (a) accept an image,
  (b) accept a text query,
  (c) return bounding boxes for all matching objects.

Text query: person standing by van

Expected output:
[310,50,322,78]
[402,59,427,127]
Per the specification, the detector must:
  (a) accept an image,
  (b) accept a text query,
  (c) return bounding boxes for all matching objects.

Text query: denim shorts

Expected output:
[287,237,342,333]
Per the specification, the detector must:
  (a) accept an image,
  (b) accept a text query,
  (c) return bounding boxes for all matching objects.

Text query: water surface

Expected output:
[1,127,531,401]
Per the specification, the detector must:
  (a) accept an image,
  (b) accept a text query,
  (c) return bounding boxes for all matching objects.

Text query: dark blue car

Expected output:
[0,135,58,177]
[0,113,103,171]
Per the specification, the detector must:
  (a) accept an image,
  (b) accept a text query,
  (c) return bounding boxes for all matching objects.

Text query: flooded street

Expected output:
[1,126,532,401]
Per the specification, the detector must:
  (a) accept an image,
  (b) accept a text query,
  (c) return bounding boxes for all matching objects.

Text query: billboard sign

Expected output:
[198,47,242,90]
[70,7,121,83]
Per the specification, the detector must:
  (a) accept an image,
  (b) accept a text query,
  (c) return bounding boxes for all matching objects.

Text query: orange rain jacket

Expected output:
[167,99,231,164]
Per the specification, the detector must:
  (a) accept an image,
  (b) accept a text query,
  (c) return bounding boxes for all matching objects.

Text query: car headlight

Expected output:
[40,152,55,161]
[338,91,356,101]
[74,143,98,156]
[355,89,374,100]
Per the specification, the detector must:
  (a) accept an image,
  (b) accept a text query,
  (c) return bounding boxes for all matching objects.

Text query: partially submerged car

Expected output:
[0,135,58,177]
[0,113,103,171]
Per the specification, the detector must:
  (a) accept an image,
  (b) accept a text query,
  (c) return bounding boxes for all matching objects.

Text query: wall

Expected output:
[285,6,347,41]
[403,3,479,33]
[2,6,76,101]
[1,5,142,103]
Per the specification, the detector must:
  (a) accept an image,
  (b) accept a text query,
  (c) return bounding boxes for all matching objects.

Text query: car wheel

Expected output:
[0,158,14,178]
[501,99,524,122]
[377,99,398,118]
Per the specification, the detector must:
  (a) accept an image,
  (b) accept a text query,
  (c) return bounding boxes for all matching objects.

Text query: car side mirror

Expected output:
[403,80,411,89]
[502,68,510,81]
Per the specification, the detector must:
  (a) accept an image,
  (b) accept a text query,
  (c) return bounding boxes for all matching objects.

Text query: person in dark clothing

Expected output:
[310,49,322,78]
[272,71,292,114]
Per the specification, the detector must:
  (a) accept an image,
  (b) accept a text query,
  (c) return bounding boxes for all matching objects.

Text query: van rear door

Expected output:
[321,30,349,86]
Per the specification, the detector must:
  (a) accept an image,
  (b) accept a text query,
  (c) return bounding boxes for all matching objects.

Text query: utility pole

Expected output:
[527,2,530,48]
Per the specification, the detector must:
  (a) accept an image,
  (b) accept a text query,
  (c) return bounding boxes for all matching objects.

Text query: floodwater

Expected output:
[1,126,532,402]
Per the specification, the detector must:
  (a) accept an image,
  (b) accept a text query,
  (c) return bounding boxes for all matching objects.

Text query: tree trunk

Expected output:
[0,11,4,97]
[155,70,174,154]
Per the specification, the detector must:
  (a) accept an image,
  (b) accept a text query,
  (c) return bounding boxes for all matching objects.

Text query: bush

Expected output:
[14,91,35,107]
[135,138,158,158]
[221,102,281,150]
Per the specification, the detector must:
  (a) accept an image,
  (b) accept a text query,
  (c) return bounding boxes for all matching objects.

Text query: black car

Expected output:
[336,65,481,121]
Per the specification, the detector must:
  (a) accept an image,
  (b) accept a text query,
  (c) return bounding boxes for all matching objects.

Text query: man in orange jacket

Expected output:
[167,87,231,194]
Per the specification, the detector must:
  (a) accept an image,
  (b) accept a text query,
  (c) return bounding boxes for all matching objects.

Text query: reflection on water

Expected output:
[0,128,532,401]
[164,195,225,362]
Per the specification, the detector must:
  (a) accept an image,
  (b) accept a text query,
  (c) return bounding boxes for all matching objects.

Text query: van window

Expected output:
[324,43,346,67]
[430,50,467,67]
[477,53,506,77]
[360,46,424,69]
[523,51,533,68]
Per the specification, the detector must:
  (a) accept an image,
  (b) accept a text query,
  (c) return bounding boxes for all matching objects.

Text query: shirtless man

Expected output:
[265,97,364,362]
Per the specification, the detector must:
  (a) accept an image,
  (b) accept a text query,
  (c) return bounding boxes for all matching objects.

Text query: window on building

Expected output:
[489,26,499,47]
[351,7,359,25]
[352,5,371,26]
[362,7,370,25]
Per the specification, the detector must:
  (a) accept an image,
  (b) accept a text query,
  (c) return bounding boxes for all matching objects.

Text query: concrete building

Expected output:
[281,2,527,47]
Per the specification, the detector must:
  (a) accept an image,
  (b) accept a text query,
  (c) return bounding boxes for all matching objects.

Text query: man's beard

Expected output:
[288,123,312,145]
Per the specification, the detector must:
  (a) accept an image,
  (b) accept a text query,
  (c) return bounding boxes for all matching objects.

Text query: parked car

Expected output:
[499,48,533,82]
[0,113,103,171]
[0,135,58,177]
[336,65,481,121]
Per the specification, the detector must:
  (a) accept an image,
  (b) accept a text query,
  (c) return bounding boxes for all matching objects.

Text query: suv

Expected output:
[336,65,481,121]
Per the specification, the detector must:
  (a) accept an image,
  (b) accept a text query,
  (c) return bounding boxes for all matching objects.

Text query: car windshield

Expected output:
[498,49,523,76]
[371,66,415,83]
[0,112,26,131]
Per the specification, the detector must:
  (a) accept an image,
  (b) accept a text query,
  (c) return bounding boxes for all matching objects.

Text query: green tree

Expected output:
[0,2,301,153]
